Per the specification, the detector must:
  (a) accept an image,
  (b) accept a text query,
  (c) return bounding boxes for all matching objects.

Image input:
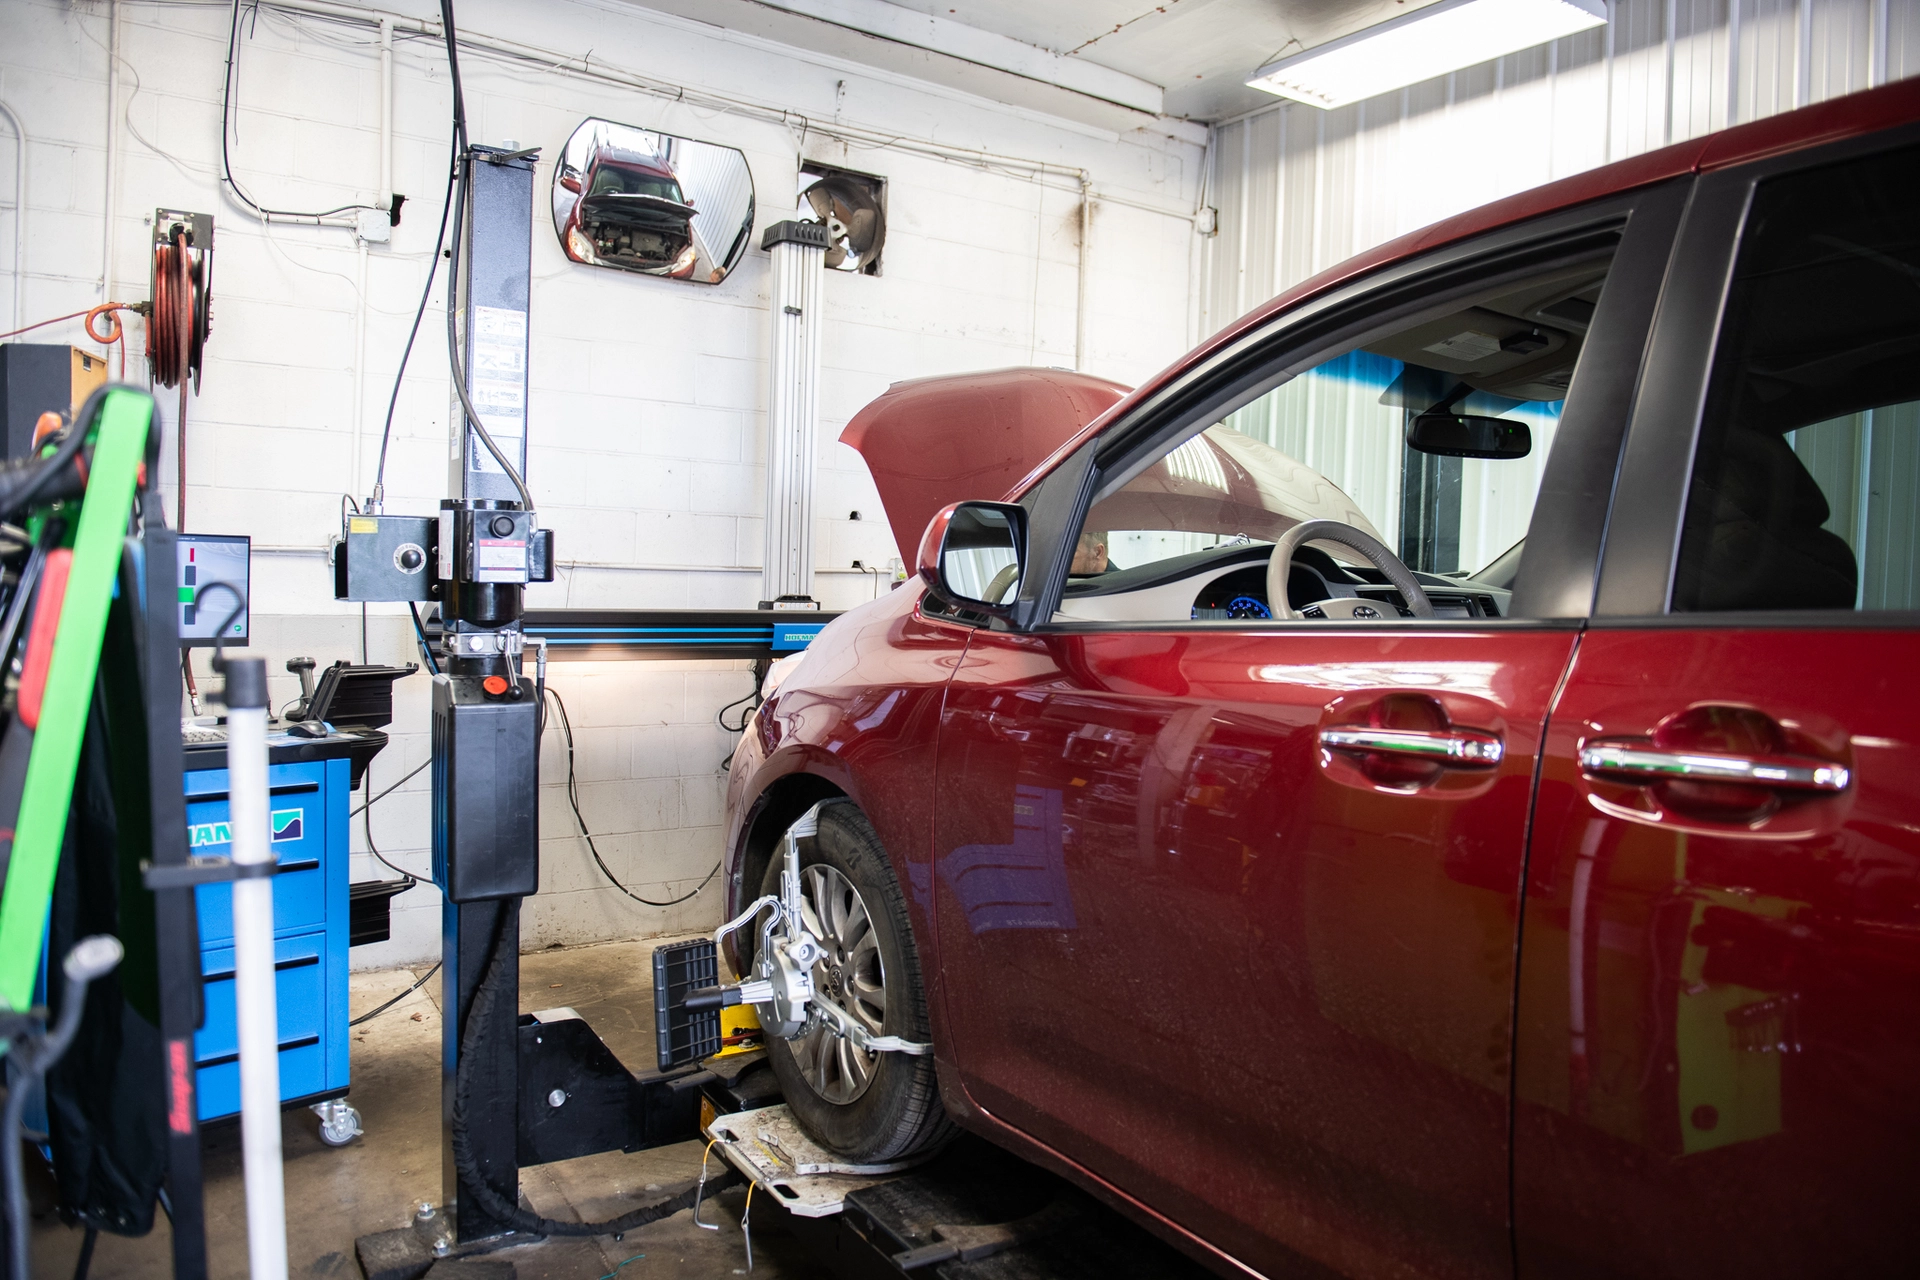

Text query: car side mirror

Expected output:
[1406,412,1532,459]
[918,501,1026,613]
[560,171,583,194]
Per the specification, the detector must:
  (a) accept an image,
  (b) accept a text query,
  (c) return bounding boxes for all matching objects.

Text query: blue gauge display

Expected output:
[1225,595,1272,619]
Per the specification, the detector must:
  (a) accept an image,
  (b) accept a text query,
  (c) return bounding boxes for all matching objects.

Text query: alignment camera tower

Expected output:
[339,143,554,1244]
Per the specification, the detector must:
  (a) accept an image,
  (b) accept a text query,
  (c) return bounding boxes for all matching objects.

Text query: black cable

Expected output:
[348,962,440,1027]
[350,757,431,818]
[71,1227,97,1280]
[364,827,420,885]
[715,676,761,771]
[715,682,760,734]
[359,758,424,885]
[435,0,536,513]
[372,130,459,502]
[546,688,719,909]
[408,602,441,675]
[221,0,383,222]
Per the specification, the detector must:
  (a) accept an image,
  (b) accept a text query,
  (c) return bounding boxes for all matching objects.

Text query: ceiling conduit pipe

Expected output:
[101,0,120,305]
[378,16,393,209]
[0,100,24,333]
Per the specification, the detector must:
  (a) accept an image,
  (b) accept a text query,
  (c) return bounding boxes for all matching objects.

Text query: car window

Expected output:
[1671,144,1920,614]
[1060,253,1617,623]
[589,165,684,203]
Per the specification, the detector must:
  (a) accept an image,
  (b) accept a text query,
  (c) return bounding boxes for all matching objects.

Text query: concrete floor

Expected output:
[31,938,831,1280]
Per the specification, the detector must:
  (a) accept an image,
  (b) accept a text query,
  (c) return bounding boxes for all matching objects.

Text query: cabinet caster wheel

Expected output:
[312,1099,363,1147]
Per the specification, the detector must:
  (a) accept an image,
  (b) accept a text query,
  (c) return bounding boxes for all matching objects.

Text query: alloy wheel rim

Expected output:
[789,862,887,1104]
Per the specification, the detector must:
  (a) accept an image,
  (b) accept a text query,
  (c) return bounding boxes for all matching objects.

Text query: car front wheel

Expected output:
[756,801,953,1162]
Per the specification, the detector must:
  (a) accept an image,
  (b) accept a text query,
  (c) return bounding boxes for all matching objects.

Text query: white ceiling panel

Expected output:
[621,0,1453,125]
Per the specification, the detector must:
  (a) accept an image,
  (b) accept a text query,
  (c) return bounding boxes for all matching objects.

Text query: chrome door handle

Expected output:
[1319,726,1504,767]
[1578,741,1850,792]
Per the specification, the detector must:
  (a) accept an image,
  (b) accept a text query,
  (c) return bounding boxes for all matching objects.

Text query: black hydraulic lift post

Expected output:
[437,140,542,1248]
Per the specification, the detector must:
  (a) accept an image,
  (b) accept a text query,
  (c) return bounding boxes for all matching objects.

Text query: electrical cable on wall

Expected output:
[715,677,760,772]
[222,0,386,225]
[370,132,458,511]
[545,687,719,909]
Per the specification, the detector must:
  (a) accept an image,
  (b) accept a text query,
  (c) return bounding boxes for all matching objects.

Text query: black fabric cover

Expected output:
[43,690,168,1236]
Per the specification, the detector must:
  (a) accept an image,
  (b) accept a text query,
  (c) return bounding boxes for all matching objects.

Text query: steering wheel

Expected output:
[983,562,1020,604]
[1265,519,1436,621]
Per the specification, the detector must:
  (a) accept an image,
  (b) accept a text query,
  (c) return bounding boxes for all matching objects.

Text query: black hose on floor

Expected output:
[71,1227,96,1280]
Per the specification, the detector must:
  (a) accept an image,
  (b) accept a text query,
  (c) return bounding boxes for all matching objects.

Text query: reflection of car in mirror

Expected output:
[551,118,755,285]
[564,146,698,277]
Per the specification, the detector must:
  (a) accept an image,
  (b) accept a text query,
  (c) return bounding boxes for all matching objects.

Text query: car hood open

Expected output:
[840,367,1131,562]
[577,192,697,228]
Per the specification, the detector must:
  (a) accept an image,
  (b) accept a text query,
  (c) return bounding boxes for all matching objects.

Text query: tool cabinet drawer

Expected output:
[185,763,327,943]
[193,932,329,1121]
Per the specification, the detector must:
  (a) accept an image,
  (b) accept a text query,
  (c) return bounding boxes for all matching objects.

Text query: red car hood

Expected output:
[840,367,1130,561]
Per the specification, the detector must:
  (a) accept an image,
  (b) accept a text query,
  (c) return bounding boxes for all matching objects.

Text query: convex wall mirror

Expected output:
[553,119,756,284]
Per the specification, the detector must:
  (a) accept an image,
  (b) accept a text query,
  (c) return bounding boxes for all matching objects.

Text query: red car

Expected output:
[559,145,699,278]
[723,79,1920,1279]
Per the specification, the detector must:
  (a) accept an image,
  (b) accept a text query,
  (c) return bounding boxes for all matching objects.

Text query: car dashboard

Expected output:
[1056,542,1512,624]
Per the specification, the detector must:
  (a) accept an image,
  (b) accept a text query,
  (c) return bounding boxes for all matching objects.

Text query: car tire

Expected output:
[754,801,954,1162]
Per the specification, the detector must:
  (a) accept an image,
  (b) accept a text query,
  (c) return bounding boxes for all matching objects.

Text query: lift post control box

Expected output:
[335,513,438,602]
[430,674,539,902]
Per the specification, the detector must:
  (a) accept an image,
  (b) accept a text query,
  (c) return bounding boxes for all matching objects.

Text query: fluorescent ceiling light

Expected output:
[1247,0,1607,109]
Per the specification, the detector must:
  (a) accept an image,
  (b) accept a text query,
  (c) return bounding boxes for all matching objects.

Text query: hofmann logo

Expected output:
[188,821,231,848]
[186,808,303,848]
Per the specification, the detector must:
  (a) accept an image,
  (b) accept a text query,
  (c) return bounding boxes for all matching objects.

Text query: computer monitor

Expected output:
[177,533,250,647]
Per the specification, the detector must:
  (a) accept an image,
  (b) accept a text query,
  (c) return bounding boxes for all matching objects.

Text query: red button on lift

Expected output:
[481,675,509,697]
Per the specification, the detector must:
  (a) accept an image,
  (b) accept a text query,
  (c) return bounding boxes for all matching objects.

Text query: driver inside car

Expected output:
[1070,530,1113,576]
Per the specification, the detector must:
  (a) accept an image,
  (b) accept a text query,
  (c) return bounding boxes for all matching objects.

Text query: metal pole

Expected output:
[0,100,24,333]
[225,655,289,1280]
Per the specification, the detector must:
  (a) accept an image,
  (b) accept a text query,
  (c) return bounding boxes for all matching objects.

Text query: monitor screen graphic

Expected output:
[178,534,250,646]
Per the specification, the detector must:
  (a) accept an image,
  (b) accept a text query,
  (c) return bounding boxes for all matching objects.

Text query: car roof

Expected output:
[1007,77,1920,502]
[591,146,675,176]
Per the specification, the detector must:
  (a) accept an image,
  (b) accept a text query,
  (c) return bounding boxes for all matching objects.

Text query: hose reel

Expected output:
[148,209,214,530]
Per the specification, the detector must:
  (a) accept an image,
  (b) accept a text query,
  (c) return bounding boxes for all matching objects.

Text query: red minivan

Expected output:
[723,79,1920,1279]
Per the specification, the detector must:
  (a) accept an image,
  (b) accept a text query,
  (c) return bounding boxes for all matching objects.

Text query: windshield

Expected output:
[1086,424,1383,573]
[589,164,685,203]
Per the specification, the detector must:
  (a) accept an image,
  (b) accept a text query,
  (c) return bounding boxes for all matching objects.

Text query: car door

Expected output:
[930,187,1685,1278]
[1513,133,1920,1276]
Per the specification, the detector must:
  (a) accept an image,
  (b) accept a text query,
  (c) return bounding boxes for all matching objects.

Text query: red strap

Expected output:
[18,549,73,731]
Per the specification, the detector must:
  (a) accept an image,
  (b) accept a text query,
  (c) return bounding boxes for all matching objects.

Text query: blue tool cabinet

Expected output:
[181,756,351,1121]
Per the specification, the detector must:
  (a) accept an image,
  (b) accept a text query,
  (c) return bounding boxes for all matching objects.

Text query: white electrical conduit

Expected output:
[378,16,393,209]
[225,658,290,1280]
[102,0,120,303]
[242,0,1198,222]
[0,99,23,333]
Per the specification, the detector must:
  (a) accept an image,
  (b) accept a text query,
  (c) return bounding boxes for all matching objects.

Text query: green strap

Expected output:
[0,389,153,1011]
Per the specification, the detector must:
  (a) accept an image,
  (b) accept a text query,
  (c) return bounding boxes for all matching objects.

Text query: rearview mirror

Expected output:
[918,502,1026,612]
[1406,413,1532,459]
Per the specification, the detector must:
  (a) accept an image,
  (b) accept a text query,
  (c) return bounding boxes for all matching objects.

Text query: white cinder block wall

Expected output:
[0,0,1205,964]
